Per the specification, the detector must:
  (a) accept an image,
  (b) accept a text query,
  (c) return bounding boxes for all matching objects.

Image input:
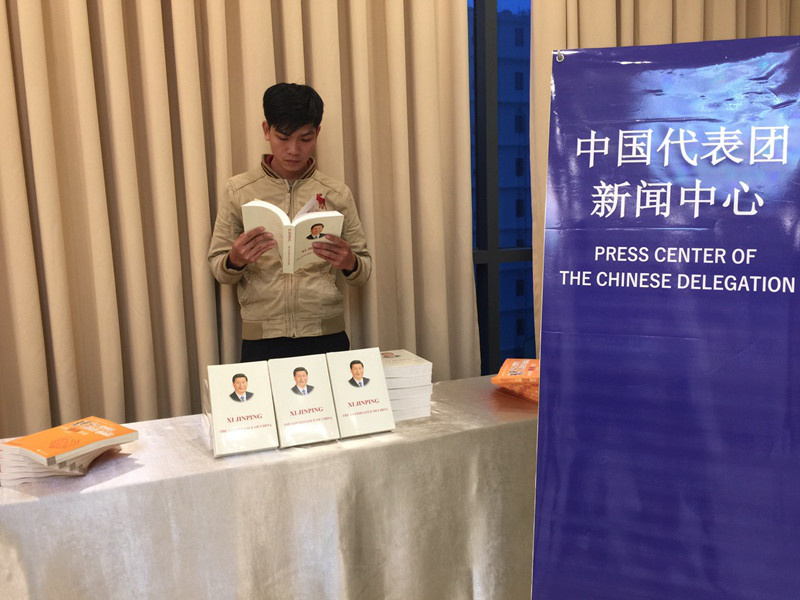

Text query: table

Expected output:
[0,376,538,600]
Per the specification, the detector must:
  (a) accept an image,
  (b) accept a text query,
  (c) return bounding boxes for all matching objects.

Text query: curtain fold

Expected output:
[530,0,800,351]
[383,1,416,346]
[90,0,160,422]
[0,0,479,438]
[0,0,51,434]
[340,0,381,345]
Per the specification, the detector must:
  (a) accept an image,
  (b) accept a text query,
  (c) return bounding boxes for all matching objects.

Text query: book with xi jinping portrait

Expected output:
[327,348,395,438]
[203,348,399,456]
[268,354,342,448]
[204,361,280,457]
[242,194,343,274]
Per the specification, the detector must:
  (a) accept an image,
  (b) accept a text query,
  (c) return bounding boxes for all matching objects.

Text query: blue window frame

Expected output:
[469,0,536,373]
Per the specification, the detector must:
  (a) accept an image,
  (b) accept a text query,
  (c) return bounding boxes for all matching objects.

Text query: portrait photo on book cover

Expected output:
[348,359,370,387]
[291,366,315,395]
[229,372,255,402]
[306,223,326,239]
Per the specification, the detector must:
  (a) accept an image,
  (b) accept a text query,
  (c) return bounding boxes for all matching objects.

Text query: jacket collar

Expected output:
[261,154,317,181]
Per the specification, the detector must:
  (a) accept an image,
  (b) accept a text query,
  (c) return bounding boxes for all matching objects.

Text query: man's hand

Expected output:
[227,227,276,268]
[312,234,357,271]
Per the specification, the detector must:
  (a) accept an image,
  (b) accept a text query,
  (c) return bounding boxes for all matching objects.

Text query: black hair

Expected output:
[293,366,308,376]
[232,373,247,382]
[263,83,324,134]
[349,360,363,369]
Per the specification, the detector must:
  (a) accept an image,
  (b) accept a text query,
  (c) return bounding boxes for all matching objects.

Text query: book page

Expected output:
[295,195,321,218]
[291,211,345,270]
[242,200,290,261]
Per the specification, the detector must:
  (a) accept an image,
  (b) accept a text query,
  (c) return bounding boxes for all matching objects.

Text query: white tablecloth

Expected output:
[0,376,537,600]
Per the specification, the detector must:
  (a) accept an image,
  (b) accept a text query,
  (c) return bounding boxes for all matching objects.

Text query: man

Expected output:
[348,360,370,387]
[291,367,314,396]
[306,223,326,239]
[229,373,254,402]
[208,83,372,361]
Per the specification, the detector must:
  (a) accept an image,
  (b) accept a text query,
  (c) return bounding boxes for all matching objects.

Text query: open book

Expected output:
[242,195,344,273]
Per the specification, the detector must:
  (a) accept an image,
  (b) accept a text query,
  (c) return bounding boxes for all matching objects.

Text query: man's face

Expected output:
[233,377,248,395]
[263,123,319,180]
[350,363,364,381]
[294,370,309,388]
[311,224,323,237]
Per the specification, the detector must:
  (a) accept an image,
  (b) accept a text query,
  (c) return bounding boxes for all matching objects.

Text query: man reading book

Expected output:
[208,83,372,361]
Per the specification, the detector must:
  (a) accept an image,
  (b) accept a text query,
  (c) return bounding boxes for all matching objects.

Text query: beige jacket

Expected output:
[208,156,372,340]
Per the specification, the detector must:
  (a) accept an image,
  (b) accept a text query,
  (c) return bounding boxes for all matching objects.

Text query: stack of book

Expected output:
[0,416,138,486]
[380,349,433,422]
[490,358,540,402]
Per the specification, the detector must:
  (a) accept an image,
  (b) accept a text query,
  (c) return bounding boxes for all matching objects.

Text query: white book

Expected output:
[206,362,280,457]
[388,383,433,400]
[392,405,432,423]
[327,348,395,438]
[380,349,433,379]
[384,373,433,389]
[386,373,433,389]
[389,394,432,411]
[242,195,343,274]
[269,354,340,448]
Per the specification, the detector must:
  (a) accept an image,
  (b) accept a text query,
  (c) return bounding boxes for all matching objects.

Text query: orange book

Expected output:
[1,416,138,466]
[491,358,540,384]
[491,358,540,403]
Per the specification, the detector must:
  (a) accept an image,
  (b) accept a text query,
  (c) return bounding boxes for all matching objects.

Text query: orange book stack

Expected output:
[490,358,540,402]
[0,416,138,486]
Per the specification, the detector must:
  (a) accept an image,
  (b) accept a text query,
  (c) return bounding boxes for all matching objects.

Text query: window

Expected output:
[515,113,525,134]
[515,157,525,177]
[469,1,536,374]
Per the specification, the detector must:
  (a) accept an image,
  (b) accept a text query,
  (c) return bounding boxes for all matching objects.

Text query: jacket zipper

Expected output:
[285,180,296,337]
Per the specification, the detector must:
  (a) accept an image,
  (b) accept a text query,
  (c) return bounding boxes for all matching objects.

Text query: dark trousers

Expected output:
[241,331,350,362]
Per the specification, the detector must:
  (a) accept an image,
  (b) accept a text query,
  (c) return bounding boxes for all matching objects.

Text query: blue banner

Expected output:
[534,37,800,599]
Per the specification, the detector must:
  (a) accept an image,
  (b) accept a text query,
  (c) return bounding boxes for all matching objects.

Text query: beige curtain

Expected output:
[530,0,800,347]
[0,0,479,438]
